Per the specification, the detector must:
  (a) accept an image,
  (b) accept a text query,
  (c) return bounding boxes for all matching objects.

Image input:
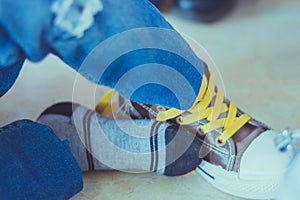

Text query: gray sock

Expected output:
[38,103,202,176]
[38,106,169,173]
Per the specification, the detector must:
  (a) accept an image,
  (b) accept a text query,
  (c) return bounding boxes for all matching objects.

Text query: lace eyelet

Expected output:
[196,126,206,136]
[176,116,183,125]
[216,137,226,146]
[156,106,166,112]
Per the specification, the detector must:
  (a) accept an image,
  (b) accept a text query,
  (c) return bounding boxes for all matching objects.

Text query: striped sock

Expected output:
[38,103,202,176]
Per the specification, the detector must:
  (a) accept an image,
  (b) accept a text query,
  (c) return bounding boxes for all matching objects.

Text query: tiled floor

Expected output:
[0,0,299,199]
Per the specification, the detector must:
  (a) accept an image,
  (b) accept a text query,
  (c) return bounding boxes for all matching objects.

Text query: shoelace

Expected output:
[274,129,300,152]
[156,71,251,145]
[95,90,116,115]
[96,71,251,145]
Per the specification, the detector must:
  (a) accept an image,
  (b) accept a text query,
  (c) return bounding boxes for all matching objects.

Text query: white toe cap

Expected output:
[239,130,294,180]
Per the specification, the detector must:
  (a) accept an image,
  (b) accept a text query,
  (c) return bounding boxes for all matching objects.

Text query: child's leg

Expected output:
[48,0,205,109]
[1,0,204,109]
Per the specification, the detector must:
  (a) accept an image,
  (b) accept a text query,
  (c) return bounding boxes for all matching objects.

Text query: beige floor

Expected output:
[0,0,300,200]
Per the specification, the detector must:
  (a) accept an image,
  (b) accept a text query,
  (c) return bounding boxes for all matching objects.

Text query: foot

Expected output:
[37,102,202,176]
[95,67,295,199]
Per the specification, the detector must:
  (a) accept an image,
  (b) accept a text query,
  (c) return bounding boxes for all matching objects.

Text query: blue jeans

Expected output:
[0,120,83,199]
[0,0,205,198]
[0,0,204,109]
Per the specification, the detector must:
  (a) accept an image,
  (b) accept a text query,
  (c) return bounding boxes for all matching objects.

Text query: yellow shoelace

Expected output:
[156,72,250,145]
[96,72,251,145]
[95,90,116,115]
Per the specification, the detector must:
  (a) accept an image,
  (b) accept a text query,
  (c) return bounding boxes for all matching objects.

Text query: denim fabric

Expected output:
[49,0,204,109]
[0,120,83,200]
[0,61,23,97]
[0,23,25,97]
[0,0,204,109]
[0,0,53,62]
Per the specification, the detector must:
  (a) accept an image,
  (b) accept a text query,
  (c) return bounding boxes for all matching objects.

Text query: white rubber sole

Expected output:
[196,160,280,199]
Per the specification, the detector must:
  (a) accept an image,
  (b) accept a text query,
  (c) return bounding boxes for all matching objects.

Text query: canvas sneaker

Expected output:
[95,66,295,200]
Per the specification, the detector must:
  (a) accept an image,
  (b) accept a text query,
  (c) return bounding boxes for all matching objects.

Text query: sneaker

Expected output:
[275,130,300,200]
[148,0,237,22]
[95,65,295,199]
[175,0,237,22]
[148,0,176,13]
